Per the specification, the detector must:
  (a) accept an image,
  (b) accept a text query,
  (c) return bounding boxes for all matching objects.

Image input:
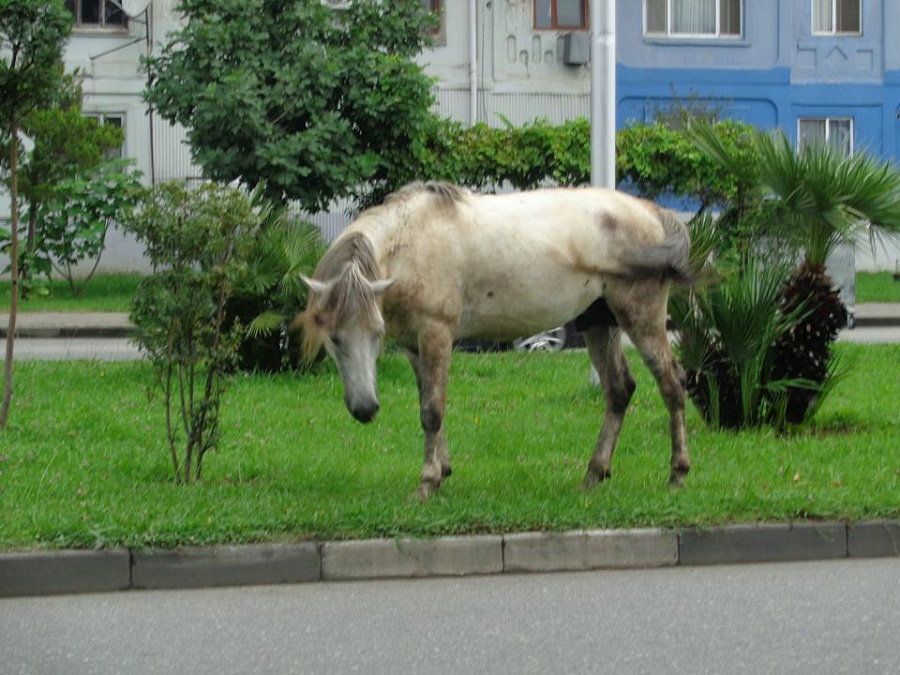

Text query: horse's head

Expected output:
[300,266,394,424]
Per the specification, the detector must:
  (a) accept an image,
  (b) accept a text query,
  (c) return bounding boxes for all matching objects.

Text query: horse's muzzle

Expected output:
[349,401,379,424]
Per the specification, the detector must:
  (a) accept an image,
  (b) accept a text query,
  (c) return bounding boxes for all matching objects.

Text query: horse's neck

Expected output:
[350,215,400,266]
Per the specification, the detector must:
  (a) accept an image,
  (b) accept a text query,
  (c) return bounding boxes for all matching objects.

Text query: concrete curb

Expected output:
[131,543,321,590]
[854,303,900,327]
[2,520,899,598]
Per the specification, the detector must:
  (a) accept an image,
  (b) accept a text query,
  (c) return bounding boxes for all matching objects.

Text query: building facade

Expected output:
[18,0,900,270]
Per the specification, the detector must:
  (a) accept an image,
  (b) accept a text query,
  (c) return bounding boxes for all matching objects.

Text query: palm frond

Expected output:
[245,311,285,339]
[683,121,759,186]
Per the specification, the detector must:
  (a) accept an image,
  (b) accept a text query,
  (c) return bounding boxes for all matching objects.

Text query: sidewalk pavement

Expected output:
[2,303,900,338]
[0,302,900,338]
[1,307,898,598]
[0,311,133,338]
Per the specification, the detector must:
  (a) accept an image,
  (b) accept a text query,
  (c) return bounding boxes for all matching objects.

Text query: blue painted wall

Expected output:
[616,0,900,163]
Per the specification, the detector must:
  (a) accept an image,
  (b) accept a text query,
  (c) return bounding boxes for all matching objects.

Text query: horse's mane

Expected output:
[298,232,382,361]
[314,231,380,285]
[298,182,467,360]
[384,180,467,209]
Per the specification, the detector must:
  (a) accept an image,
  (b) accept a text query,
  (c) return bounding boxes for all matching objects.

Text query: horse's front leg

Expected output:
[406,320,454,501]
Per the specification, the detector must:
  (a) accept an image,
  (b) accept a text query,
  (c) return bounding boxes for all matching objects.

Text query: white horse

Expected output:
[299,182,691,499]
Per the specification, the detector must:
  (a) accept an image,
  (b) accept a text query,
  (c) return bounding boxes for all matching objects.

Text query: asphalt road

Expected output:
[2,558,899,675]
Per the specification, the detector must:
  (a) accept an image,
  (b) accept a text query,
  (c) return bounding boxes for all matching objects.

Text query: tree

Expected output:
[0,0,72,429]
[17,103,125,293]
[145,0,437,212]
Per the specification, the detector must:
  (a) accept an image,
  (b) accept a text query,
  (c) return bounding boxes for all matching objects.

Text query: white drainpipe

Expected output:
[590,0,616,189]
[469,0,478,125]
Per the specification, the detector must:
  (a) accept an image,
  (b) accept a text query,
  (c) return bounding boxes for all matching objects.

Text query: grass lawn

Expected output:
[0,274,142,313]
[1,343,898,551]
[856,271,900,303]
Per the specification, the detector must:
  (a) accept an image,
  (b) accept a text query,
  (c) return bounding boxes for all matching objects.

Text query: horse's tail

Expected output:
[624,209,692,283]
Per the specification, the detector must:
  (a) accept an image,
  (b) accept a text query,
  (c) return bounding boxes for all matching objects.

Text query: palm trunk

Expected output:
[773,262,847,425]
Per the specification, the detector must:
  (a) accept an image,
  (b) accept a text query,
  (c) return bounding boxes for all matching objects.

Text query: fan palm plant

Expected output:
[228,197,326,372]
[671,215,816,428]
[683,122,900,425]
[690,123,900,266]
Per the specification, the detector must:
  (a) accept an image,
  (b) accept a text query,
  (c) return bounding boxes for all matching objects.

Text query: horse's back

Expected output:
[372,184,685,342]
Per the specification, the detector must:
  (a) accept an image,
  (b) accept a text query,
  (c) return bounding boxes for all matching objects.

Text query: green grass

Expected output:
[1,343,898,551]
[0,273,142,313]
[856,271,900,303]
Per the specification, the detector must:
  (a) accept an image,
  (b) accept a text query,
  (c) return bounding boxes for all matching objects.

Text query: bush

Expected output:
[413,115,753,208]
[32,158,143,295]
[126,182,262,483]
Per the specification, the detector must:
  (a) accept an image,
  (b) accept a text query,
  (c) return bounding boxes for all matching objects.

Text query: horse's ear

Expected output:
[370,278,395,295]
[301,274,330,295]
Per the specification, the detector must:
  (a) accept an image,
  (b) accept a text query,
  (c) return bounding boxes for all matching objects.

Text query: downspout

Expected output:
[469,0,478,125]
[590,0,615,189]
[588,0,616,387]
[145,3,156,185]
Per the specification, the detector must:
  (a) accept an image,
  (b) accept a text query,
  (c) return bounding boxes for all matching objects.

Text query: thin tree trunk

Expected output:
[20,206,38,300]
[1,120,21,430]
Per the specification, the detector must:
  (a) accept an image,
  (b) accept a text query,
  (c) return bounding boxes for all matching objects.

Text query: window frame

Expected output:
[811,0,862,36]
[422,0,446,44]
[65,0,128,31]
[534,0,590,31]
[797,116,854,157]
[644,0,743,39]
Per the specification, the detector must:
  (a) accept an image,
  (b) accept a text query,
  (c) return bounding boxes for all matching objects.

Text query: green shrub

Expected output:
[412,115,753,208]
[33,158,143,296]
[126,182,262,483]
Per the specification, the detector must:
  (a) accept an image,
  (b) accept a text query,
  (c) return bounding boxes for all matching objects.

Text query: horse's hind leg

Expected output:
[406,320,454,500]
[614,285,690,486]
[582,326,636,488]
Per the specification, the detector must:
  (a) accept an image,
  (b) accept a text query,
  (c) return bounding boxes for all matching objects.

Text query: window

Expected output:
[646,0,741,38]
[535,0,588,30]
[84,113,125,158]
[421,0,445,41]
[798,117,853,156]
[64,0,126,29]
[812,0,861,35]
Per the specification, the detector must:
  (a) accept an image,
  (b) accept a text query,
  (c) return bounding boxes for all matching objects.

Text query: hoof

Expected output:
[416,466,451,501]
[668,466,689,488]
[581,468,611,490]
[416,480,440,502]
